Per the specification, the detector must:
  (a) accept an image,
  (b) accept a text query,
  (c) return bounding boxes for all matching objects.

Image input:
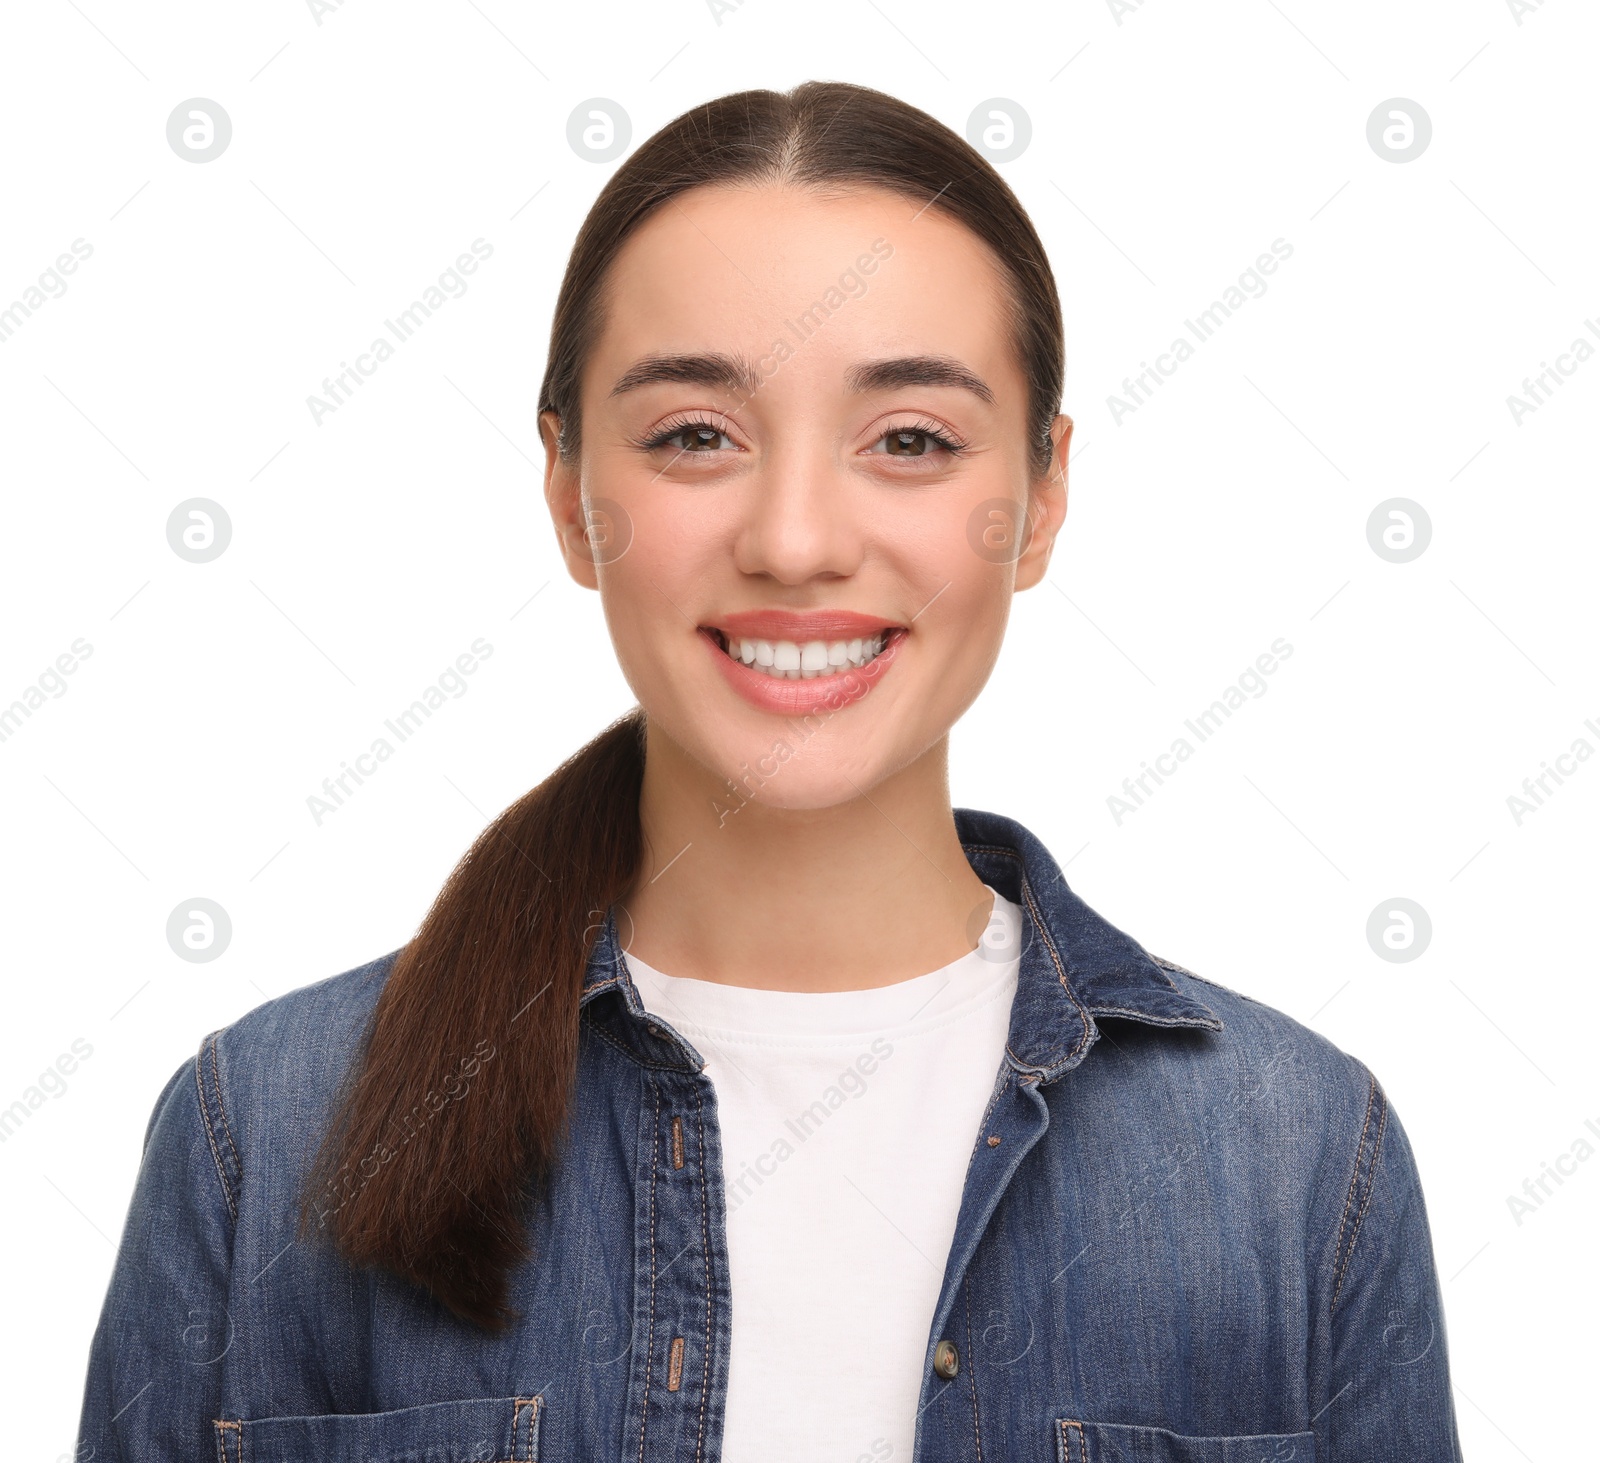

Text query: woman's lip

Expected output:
[700,626,905,717]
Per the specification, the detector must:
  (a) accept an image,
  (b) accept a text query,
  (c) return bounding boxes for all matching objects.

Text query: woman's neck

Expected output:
[616,722,994,993]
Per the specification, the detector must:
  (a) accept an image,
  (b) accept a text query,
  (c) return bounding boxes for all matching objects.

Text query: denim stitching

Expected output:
[962,1268,983,1461]
[208,1033,243,1190]
[1018,871,1093,1067]
[512,1394,540,1461]
[215,1402,541,1463]
[212,1418,241,1463]
[1331,1072,1388,1310]
[1353,1093,1390,1256]
[1335,1084,1389,1310]
[637,1079,660,1463]
[1330,1073,1376,1300]
[691,1080,711,1463]
[1059,1417,1087,1463]
[1088,1004,1220,1028]
[585,1015,692,1073]
[193,1039,238,1223]
[962,844,1093,1072]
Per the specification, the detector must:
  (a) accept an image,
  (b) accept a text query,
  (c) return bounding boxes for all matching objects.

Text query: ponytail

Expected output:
[298,706,647,1331]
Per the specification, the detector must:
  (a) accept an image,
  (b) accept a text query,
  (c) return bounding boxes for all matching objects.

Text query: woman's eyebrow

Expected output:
[607,351,995,406]
[845,355,995,405]
[609,352,760,399]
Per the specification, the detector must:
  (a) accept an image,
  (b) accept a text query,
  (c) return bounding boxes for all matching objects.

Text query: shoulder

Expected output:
[1142,956,1448,1341]
[122,949,402,1240]
[194,949,402,1168]
[210,947,399,1061]
[1146,951,1382,1117]
[1137,952,1398,1254]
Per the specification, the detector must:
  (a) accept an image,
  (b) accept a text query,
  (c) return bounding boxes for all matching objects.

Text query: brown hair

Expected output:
[299,79,1066,1332]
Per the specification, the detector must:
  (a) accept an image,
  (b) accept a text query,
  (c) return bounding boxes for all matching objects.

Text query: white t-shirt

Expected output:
[625,884,1024,1463]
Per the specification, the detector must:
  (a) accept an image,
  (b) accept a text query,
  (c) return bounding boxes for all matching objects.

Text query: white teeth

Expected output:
[720,632,891,679]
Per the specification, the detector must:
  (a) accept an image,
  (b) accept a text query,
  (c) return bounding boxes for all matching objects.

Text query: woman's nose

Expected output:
[732,448,866,585]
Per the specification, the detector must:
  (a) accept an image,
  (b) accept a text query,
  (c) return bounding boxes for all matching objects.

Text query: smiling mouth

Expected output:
[702,626,907,681]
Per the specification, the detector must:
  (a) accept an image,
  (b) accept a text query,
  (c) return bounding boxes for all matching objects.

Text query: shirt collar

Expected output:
[579,805,1221,1081]
[950,805,1221,1081]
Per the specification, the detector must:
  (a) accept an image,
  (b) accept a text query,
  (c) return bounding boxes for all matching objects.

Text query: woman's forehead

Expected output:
[590,183,1018,404]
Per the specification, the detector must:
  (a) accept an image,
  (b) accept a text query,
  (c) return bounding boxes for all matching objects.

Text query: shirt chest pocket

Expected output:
[1056,1419,1315,1463]
[213,1394,543,1463]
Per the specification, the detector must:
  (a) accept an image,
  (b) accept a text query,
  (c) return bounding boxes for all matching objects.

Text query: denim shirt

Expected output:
[76,806,1463,1462]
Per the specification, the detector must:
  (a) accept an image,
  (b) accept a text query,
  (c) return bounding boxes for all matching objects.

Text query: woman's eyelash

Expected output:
[878,418,969,455]
[630,415,969,455]
[630,413,733,452]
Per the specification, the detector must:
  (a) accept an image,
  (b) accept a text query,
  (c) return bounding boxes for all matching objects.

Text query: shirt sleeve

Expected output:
[74,1037,239,1461]
[1318,1075,1464,1463]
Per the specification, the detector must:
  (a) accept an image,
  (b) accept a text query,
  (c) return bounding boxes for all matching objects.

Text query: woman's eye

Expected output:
[866,426,963,458]
[651,423,733,454]
[639,420,963,459]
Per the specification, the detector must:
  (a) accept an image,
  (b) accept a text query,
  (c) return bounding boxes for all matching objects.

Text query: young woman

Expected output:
[76,81,1462,1463]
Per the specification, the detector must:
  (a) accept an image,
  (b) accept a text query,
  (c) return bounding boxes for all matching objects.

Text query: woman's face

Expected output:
[542,182,1070,810]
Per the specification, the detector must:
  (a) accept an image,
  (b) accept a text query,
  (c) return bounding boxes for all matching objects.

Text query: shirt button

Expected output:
[932,1339,960,1379]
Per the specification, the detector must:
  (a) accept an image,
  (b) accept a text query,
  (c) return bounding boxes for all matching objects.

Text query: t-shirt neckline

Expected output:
[624,884,1023,1042]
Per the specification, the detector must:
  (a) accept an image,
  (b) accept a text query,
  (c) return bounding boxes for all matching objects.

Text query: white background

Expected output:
[1,1,1594,1458]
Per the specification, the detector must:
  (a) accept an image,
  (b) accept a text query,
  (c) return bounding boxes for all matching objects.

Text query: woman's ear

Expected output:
[541,410,599,591]
[1014,413,1072,592]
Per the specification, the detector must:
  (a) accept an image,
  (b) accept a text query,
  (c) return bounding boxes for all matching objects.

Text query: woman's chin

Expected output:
[695,733,898,819]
